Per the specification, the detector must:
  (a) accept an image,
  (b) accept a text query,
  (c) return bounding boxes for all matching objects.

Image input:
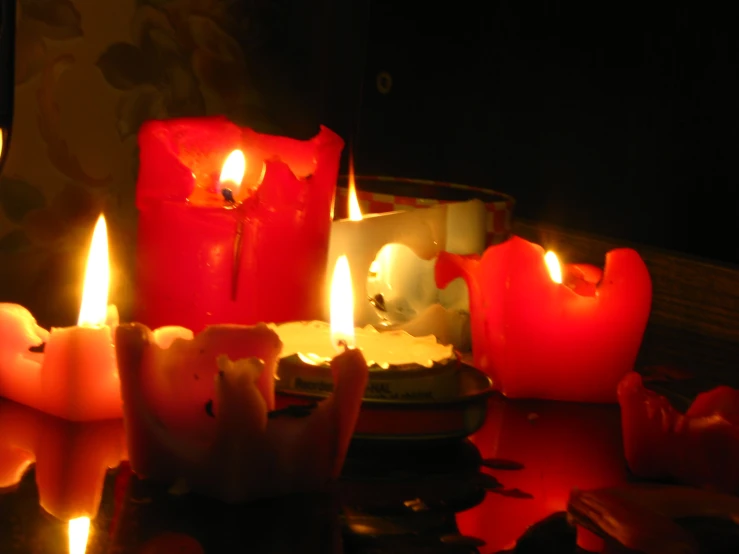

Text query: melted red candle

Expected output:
[436,236,652,403]
[618,372,739,493]
[0,398,126,520]
[135,116,344,331]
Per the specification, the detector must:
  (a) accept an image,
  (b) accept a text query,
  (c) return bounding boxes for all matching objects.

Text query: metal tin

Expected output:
[275,360,493,441]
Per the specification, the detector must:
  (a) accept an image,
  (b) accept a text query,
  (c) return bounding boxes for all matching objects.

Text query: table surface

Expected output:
[1,361,735,554]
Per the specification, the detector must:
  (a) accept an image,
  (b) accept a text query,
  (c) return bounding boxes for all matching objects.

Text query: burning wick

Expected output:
[218,149,247,301]
[221,188,236,204]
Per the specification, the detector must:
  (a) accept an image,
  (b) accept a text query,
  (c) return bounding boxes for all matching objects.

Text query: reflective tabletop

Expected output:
[0,365,733,554]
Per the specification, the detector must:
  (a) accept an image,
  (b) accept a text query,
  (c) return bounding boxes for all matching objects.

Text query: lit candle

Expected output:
[326,164,487,328]
[436,236,652,403]
[0,398,126,521]
[0,215,122,421]
[274,256,460,402]
[114,260,369,503]
[135,116,344,332]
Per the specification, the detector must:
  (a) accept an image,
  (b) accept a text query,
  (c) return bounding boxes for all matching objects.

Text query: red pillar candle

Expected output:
[436,236,652,402]
[135,116,344,331]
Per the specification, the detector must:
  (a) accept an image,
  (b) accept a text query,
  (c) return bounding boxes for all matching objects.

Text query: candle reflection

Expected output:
[0,398,126,521]
[456,396,627,552]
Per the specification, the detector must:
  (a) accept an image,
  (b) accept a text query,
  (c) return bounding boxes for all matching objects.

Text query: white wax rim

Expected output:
[271,321,454,369]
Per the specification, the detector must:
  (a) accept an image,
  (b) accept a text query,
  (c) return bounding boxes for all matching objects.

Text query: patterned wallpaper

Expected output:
[0,0,315,327]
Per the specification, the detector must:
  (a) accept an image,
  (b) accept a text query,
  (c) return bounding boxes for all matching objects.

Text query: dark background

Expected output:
[303,0,739,265]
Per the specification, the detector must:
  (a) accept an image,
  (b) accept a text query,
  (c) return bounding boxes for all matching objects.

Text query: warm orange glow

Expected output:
[347,155,363,221]
[0,129,4,158]
[219,150,246,192]
[78,215,110,326]
[330,255,355,350]
[544,251,563,284]
[68,517,90,554]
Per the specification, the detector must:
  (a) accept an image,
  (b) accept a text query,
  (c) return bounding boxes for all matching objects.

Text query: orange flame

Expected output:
[330,255,355,350]
[78,215,109,327]
[219,150,246,194]
[544,251,563,284]
[347,154,362,221]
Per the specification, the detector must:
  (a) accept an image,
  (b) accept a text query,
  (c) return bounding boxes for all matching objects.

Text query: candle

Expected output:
[273,256,458,401]
[135,116,344,332]
[0,215,123,421]
[115,263,368,503]
[326,167,487,328]
[0,398,126,521]
[618,371,739,494]
[436,236,652,403]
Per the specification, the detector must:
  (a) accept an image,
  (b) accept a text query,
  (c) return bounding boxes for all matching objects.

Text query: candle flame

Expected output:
[68,517,90,554]
[347,155,362,221]
[544,251,563,284]
[78,215,110,327]
[0,129,4,159]
[330,255,355,350]
[219,150,246,192]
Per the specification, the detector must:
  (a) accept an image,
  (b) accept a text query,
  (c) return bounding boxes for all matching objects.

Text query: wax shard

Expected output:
[115,323,368,503]
[567,484,739,554]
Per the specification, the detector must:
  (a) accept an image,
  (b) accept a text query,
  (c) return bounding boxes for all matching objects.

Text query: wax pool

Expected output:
[135,116,344,331]
[436,236,652,403]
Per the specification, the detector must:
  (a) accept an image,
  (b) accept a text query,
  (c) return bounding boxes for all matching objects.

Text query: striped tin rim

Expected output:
[337,175,515,206]
[334,175,516,245]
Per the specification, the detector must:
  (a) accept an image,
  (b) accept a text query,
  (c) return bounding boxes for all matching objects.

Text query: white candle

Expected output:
[326,174,487,327]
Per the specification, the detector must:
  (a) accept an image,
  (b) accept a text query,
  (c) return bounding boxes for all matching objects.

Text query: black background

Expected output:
[311,1,739,265]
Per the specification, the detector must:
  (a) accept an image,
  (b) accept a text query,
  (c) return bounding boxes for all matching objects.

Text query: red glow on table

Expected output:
[436,236,652,403]
[135,116,344,331]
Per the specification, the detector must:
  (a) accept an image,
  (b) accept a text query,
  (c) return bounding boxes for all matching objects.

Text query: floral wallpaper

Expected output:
[0,0,317,326]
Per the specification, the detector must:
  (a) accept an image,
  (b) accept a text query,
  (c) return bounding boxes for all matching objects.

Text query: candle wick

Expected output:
[221,188,236,204]
[337,339,348,352]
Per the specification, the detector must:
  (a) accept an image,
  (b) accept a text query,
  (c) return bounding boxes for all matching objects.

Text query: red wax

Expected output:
[618,372,739,494]
[135,116,344,331]
[436,236,652,403]
[0,398,126,520]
